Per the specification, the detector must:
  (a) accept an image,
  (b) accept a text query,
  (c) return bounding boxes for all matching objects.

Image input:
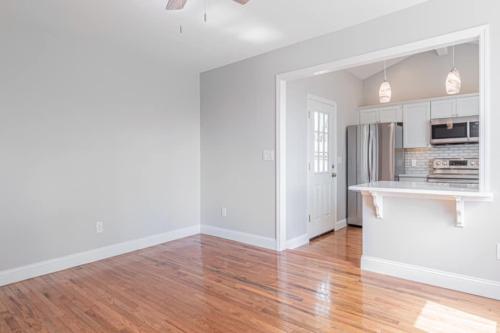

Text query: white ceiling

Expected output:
[2,0,429,72]
[346,41,478,81]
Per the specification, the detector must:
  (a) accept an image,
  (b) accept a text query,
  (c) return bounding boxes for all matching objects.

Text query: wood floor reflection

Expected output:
[1,227,499,332]
[299,226,363,266]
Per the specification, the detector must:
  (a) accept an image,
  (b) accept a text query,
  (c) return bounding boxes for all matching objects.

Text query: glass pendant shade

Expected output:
[379,80,392,103]
[446,67,462,95]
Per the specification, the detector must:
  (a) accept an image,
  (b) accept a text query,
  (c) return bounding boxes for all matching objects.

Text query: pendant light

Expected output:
[446,45,462,95]
[379,61,392,103]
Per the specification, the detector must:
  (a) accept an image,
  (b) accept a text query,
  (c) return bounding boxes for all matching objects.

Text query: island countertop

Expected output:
[348,181,493,227]
[349,181,492,198]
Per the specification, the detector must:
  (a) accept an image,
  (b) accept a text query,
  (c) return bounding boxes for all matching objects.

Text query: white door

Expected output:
[307,97,337,239]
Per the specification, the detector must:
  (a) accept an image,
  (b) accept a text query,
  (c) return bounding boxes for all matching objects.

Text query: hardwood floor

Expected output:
[1,227,499,332]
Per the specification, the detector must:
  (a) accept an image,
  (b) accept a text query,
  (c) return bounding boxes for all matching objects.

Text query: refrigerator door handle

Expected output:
[368,126,374,182]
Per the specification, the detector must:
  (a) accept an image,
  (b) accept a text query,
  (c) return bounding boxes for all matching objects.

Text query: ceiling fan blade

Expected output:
[233,0,250,4]
[166,0,187,10]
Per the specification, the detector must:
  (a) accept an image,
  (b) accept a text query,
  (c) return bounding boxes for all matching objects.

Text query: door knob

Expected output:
[332,172,337,178]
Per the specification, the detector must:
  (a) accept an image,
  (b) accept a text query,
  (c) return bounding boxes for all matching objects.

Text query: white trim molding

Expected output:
[286,234,309,249]
[276,78,287,251]
[0,225,201,287]
[362,256,500,300]
[334,219,347,231]
[201,225,277,250]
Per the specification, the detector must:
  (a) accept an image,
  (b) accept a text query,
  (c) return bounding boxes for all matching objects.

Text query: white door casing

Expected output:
[307,96,337,239]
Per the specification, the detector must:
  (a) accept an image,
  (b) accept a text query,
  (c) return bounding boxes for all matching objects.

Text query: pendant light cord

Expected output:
[383,61,387,81]
[204,0,208,22]
[452,45,456,68]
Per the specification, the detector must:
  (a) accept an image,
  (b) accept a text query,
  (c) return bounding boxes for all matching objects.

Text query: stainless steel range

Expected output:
[427,158,479,184]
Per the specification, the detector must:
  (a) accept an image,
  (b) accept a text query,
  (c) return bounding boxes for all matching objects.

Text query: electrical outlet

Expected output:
[96,221,104,233]
[411,159,417,167]
[262,150,275,161]
[221,208,227,217]
[497,243,500,260]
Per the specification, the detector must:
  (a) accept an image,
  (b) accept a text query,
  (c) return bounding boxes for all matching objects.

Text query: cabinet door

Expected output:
[403,102,431,148]
[379,106,403,123]
[456,95,479,117]
[431,99,455,119]
[359,109,379,124]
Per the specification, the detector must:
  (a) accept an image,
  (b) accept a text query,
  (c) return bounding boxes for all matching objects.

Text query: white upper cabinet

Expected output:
[359,109,379,124]
[456,95,479,117]
[359,105,402,124]
[431,94,479,119]
[431,98,456,119]
[403,101,431,148]
[378,105,403,123]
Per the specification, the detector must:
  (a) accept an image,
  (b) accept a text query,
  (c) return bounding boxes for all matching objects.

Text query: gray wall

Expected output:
[201,0,500,281]
[363,43,479,105]
[0,27,200,270]
[200,62,276,238]
[286,72,363,240]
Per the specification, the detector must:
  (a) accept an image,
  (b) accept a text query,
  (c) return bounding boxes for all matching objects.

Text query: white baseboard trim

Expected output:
[0,225,201,287]
[201,225,276,250]
[361,255,500,300]
[286,234,309,249]
[335,219,347,231]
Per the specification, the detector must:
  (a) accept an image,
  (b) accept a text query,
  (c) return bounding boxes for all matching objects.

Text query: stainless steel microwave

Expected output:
[430,116,479,145]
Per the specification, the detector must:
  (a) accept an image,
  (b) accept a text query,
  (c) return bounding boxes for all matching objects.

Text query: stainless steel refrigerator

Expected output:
[346,123,404,226]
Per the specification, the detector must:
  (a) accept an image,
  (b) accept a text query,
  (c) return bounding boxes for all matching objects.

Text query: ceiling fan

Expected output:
[166,0,250,10]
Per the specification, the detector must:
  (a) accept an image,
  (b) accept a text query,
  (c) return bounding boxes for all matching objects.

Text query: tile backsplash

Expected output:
[404,144,479,174]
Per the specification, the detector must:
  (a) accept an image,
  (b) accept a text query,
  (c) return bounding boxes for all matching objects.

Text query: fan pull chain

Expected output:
[204,0,208,23]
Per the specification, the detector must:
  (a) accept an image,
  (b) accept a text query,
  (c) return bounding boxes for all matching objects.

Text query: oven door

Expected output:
[430,119,468,144]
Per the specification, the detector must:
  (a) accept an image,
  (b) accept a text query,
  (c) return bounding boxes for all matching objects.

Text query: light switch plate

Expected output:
[411,159,417,167]
[263,150,275,161]
[221,208,227,217]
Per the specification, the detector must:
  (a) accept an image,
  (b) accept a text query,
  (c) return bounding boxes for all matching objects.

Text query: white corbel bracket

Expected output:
[351,184,493,228]
[455,197,465,228]
[369,191,383,219]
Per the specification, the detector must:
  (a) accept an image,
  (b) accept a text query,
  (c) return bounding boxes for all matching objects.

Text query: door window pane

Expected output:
[313,111,329,174]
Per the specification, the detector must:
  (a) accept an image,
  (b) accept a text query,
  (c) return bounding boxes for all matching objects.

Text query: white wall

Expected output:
[0,28,200,271]
[201,0,500,285]
[363,43,479,105]
[286,72,362,240]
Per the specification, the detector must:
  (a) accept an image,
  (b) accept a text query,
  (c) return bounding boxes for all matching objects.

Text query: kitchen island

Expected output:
[349,181,493,227]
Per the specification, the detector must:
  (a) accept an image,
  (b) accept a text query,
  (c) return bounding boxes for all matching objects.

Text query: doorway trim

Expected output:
[275,25,490,251]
